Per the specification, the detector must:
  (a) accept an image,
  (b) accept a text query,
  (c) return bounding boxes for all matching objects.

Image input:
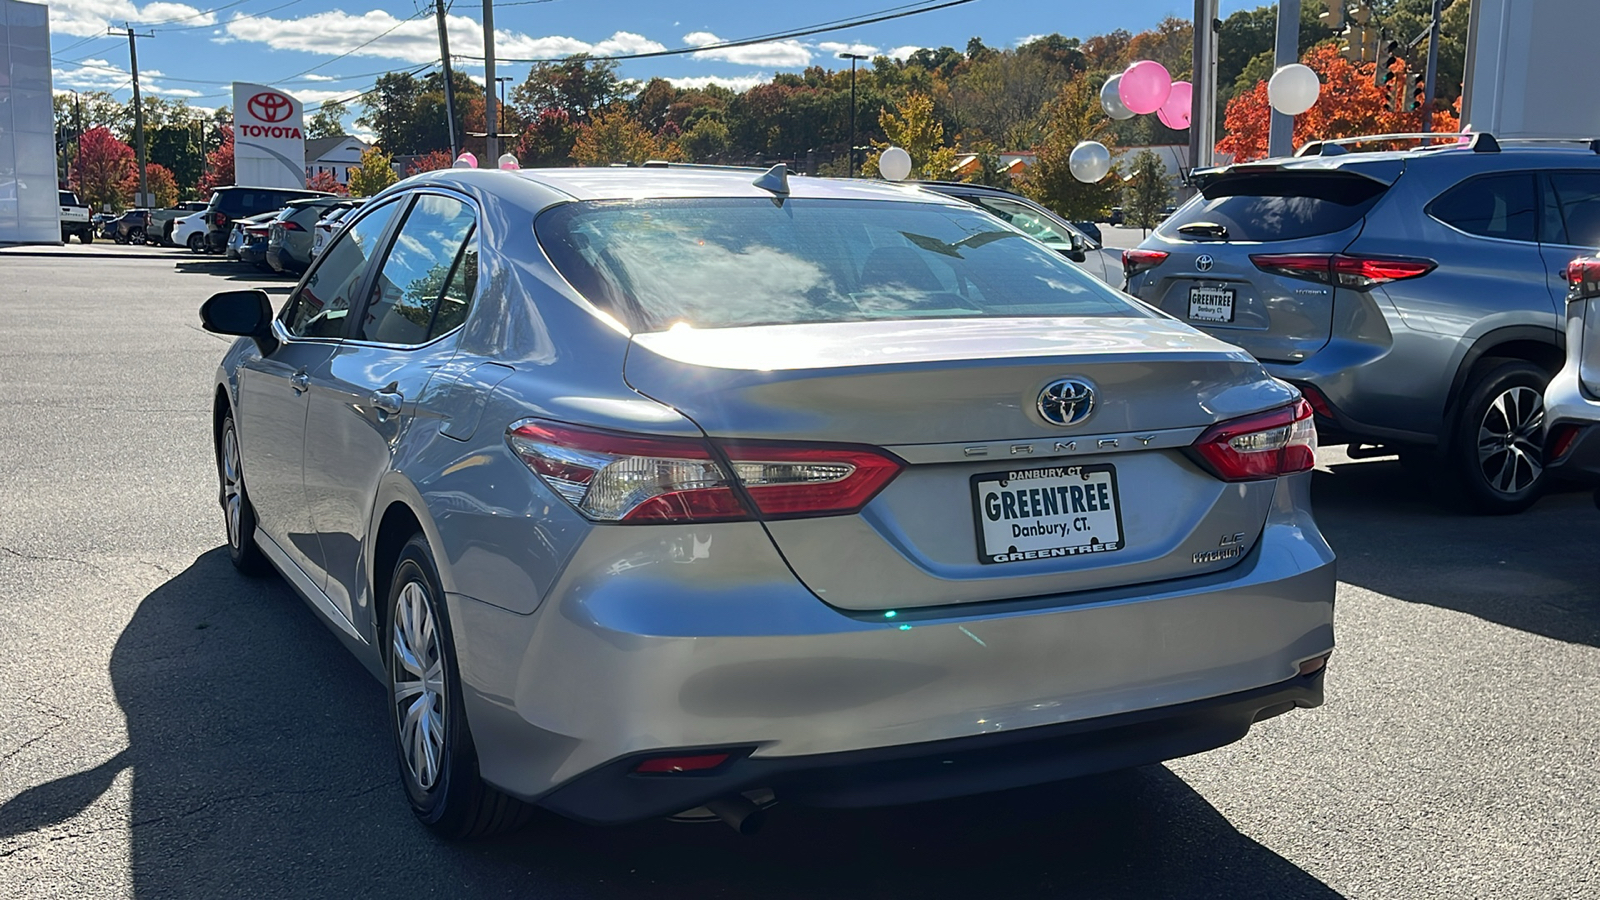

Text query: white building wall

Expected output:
[1463,0,1600,139]
[0,0,58,244]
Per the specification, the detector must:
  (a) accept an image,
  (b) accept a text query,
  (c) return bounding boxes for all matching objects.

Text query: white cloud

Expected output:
[299,73,339,82]
[291,88,362,106]
[682,32,812,67]
[1017,34,1046,46]
[664,74,769,92]
[887,45,923,61]
[46,0,212,36]
[495,30,664,62]
[817,42,879,59]
[145,85,204,97]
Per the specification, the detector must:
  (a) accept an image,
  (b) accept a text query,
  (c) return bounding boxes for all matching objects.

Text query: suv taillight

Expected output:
[1189,400,1317,481]
[1250,253,1436,288]
[1566,257,1600,300]
[213,212,227,227]
[507,420,904,523]
[1122,249,1169,279]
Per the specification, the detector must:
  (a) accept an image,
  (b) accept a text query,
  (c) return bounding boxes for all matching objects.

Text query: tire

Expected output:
[1445,360,1550,515]
[80,229,93,244]
[187,233,204,252]
[386,535,532,839]
[128,226,145,244]
[113,231,128,244]
[217,414,269,575]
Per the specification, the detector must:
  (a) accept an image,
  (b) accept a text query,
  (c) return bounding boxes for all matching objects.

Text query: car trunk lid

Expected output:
[624,317,1297,611]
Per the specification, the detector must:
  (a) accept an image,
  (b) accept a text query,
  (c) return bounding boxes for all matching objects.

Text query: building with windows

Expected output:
[304,135,371,187]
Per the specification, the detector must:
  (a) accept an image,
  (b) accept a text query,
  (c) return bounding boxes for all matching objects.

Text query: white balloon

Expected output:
[879,146,913,182]
[1268,63,1321,116]
[1068,141,1112,184]
[498,153,520,170]
[1100,75,1135,120]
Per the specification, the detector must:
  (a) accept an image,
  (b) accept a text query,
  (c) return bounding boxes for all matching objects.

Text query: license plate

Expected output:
[1188,286,1235,323]
[971,465,1124,565]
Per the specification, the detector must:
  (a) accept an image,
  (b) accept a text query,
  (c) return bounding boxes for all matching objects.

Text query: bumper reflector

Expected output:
[634,753,731,774]
[1298,652,1332,676]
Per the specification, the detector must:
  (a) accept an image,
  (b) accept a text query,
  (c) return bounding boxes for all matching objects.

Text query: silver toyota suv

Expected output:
[1126,134,1600,513]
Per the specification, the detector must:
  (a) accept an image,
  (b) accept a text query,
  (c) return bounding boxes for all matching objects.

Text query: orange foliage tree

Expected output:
[1218,44,1460,162]
[72,126,135,211]
[405,149,454,175]
[197,126,234,194]
[306,170,350,195]
[121,162,179,207]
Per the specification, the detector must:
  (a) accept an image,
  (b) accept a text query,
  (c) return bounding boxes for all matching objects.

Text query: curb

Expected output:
[0,247,196,260]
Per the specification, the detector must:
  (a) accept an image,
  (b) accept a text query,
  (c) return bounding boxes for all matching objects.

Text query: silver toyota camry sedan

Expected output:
[201,165,1336,837]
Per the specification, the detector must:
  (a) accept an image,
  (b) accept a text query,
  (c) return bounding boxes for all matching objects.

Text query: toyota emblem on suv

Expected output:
[1037,379,1096,427]
[1195,254,1214,272]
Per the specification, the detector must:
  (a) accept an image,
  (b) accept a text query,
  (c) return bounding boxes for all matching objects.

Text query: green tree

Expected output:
[679,116,730,162]
[949,48,1068,147]
[1124,149,1172,233]
[307,100,348,139]
[1021,78,1120,220]
[513,55,631,125]
[862,91,958,179]
[570,107,678,166]
[347,145,399,197]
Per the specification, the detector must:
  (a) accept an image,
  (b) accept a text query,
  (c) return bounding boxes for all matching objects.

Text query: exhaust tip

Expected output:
[704,794,766,835]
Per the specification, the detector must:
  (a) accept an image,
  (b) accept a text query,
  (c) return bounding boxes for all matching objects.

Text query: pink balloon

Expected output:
[1157,81,1193,130]
[1118,60,1173,116]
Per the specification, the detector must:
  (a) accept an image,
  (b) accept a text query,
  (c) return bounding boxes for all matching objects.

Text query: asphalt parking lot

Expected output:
[1,248,1597,899]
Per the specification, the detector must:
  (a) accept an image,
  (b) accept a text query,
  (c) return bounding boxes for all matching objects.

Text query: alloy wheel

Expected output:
[221,425,244,550]
[1476,385,1544,495]
[392,580,447,792]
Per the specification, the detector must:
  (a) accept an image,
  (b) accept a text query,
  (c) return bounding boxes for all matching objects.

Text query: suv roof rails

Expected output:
[638,161,791,173]
[1295,132,1473,157]
[1490,136,1600,154]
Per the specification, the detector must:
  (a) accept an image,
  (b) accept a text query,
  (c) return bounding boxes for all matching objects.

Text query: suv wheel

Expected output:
[187,233,204,252]
[128,226,145,244]
[1448,360,1549,515]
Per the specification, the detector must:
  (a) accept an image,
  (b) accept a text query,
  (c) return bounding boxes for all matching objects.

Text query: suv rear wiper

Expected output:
[1177,222,1229,241]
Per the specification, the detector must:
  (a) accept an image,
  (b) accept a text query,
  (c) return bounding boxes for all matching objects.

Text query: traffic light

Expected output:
[1349,3,1372,25]
[1401,73,1422,112]
[1320,0,1344,30]
[1375,39,1400,86]
[1341,27,1371,64]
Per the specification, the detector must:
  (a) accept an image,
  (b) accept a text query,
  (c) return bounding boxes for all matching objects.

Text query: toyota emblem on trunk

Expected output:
[1037,379,1096,427]
[1195,254,1214,272]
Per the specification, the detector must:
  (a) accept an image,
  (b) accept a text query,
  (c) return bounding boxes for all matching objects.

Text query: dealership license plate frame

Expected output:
[970,463,1126,565]
[1188,285,1236,323]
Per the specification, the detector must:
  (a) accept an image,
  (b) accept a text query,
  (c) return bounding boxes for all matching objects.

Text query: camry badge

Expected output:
[1037,379,1096,427]
[1195,254,1214,272]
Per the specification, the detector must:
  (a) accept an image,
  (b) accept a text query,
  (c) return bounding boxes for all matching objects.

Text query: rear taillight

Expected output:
[1249,253,1436,289]
[213,212,227,227]
[1190,399,1317,481]
[282,220,305,232]
[1547,424,1582,462]
[506,420,904,523]
[1123,249,1169,279]
[1566,257,1600,300]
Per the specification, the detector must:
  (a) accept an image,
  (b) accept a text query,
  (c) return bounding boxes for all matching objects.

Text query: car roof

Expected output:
[397,166,966,206]
[1203,141,1600,180]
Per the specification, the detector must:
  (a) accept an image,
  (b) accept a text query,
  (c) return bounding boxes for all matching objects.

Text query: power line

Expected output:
[461,0,979,63]
[134,0,253,27]
[273,9,434,82]
[150,0,309,34]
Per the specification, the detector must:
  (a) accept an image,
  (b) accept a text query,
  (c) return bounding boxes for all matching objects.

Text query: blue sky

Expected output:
[47,0,1268,131]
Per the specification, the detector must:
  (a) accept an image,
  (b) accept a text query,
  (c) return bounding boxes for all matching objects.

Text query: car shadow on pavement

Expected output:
[174,259,297,291]
[0,549,1342,899]
[1313,459,1600,648]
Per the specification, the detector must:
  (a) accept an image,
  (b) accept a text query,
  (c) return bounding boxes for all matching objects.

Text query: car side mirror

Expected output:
[1060,233,1088,263]
[200,289,278,354]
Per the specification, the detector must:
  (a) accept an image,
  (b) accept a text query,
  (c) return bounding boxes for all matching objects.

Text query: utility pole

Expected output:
[108,25,154,205]
[1267,0,1302,158]
[1188,0,1220,173]
[838,52,867,177]
[481,0,498,166]
[1421,0,1443,133]
[435,0,459,158]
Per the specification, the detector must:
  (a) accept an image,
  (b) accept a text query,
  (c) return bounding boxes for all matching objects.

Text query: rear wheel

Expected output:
[187,233,204,252]
[386,535,532,839]
[1446,360,1549,515]
[80,228,93,244]
[128,226,145,244]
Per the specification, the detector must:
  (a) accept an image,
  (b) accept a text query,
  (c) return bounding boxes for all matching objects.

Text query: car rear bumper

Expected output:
[443,473,1336,823]
[538,668,1325,824]
[1545,359,1600,483]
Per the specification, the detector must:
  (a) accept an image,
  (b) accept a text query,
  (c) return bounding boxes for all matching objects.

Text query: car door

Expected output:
[302,190,480,620]
[1539,169,1600,307]
[235,197,403,581]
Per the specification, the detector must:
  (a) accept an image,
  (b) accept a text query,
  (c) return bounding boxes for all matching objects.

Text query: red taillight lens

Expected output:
[1123,248,1169,279]
[213,212,227,226]
[634,753,730,774]
[1296,383,1336,419]
[1547,424,1582,462]
[282,220,305,232]
[506,420,903,524]
[1566,257,1600,299]
[1250,253,1436,289]
[1190,399,1317,481]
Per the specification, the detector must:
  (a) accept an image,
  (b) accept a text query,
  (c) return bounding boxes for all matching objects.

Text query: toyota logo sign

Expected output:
[1037,378,1096,427]
[248,91,294,123]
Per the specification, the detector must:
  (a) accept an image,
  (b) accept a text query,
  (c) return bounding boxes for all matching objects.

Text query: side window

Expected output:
[1428,173,1538,243]
[283,199,400,339]
[1547,171,1600,248]
[358,194,477,345]
[975,196,1074,246]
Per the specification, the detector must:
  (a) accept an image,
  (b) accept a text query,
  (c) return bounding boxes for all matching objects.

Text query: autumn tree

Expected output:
[513,56,631,125]
[122,163,179,208]
[1021,78,1120,220]
[862,92,958,179]
[72,127,135,212]
[1217,43,1461,162]
[515,108,578,167]
[571,107,679,166]
[306,170,349,195]
[405,149,454,175]
[197,126,234,194]
[1124,150,1172,233]
[347,146,399,197]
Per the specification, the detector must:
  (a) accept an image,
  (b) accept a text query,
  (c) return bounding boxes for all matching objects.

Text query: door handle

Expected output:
[371,390,403,415]
[290,371,310,393]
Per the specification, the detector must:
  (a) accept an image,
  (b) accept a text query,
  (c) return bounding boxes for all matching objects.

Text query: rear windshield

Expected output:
[536,198,1141,331]
[1160,173,1389,242]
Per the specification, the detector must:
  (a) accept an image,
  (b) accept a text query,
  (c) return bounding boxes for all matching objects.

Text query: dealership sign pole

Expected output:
[232,83,307,188]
